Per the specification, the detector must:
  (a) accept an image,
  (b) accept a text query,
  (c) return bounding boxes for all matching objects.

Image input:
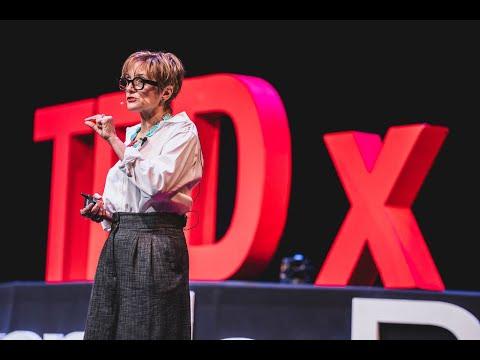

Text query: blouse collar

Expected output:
[129,112,173,143]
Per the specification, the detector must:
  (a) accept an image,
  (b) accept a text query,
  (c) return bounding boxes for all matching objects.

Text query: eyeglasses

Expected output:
[119,76,159,91]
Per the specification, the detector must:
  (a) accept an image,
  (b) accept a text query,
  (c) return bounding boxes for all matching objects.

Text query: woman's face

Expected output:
[123,62,162,113]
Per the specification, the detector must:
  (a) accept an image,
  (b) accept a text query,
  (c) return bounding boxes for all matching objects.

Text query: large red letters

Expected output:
[34,74,448,290]
[34,74,292,282]
[316,124,448,290]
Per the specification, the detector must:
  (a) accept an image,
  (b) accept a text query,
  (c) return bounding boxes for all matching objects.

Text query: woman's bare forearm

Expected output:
[108,135,126,160]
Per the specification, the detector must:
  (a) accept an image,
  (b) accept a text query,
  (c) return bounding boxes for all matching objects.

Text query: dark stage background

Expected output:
[1,20,479,291]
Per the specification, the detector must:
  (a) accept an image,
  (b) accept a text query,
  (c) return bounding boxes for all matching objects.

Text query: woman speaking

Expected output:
[80,50,203,340]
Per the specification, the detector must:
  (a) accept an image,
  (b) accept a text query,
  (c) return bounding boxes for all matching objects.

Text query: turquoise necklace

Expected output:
[129,113,173,148]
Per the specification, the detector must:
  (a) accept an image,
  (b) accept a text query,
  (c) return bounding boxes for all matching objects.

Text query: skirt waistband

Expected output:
[111,212,187,229]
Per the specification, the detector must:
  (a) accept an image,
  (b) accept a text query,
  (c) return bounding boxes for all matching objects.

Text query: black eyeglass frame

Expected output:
[119,76,160,90]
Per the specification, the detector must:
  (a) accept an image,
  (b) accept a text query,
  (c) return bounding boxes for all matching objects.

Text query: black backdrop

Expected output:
[1,20,479,291]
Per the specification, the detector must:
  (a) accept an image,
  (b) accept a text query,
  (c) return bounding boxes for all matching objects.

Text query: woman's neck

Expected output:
[139,108,169,133]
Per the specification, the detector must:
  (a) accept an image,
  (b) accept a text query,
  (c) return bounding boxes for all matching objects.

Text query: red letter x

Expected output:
[316,124,448,291]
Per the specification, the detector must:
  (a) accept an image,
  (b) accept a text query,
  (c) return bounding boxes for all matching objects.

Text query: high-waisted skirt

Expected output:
[83,212,191,340]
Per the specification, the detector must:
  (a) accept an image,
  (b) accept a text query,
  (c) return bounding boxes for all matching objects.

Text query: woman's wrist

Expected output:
[107,134,120,144]
[107,135,126,160]
[103,210,113,222]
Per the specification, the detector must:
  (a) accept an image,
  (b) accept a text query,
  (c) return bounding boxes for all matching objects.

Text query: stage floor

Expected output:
[1,281,479,339]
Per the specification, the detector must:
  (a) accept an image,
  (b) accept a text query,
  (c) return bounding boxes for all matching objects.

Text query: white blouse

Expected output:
[100,111,204,232]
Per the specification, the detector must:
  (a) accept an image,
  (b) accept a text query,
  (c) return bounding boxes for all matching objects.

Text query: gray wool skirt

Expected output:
[83,212,191,340]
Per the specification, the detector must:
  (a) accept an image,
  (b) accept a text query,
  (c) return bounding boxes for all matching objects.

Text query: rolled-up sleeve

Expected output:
[118,127,202,197]
[101,218,112,232]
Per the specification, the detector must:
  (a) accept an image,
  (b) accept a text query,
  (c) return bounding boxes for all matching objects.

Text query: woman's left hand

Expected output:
[84,114,116,141]
[80,193,113,223]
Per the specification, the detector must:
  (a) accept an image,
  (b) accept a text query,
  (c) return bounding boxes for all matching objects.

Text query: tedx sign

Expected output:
[34,74,447,291]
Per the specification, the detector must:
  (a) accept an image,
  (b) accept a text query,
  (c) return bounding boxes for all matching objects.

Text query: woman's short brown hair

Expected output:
[121,50,185,112]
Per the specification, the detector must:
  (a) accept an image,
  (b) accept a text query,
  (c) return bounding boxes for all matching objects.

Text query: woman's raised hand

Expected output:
[84,114,116,141]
